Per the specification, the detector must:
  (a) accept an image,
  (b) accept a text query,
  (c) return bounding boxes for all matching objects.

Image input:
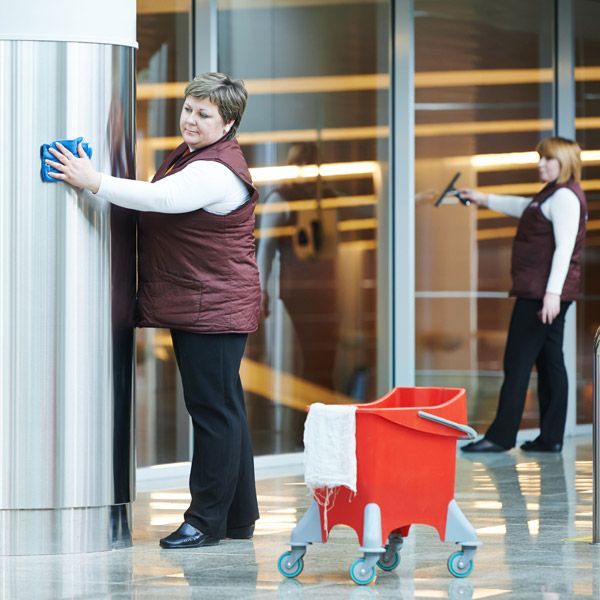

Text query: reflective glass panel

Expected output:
[414,0,555,431]
[575,0,600,424]
[218,0,391,454]
[135,0,192,466]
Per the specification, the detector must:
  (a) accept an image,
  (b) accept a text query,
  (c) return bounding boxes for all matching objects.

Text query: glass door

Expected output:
[575,0,600,426]
[414,0,556,431]
[217,0,392,454]
[135,0,193,466]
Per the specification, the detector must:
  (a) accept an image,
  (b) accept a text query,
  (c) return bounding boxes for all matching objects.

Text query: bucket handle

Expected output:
[418,411,478,439]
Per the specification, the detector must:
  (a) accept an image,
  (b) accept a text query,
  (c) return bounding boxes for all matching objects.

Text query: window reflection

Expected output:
[135,1,192,467]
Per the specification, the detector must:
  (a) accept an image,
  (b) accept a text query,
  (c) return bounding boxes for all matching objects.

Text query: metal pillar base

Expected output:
[0,504,132,555]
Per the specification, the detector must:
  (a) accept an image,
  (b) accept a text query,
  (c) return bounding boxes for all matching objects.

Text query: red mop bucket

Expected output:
[278,387,480,585]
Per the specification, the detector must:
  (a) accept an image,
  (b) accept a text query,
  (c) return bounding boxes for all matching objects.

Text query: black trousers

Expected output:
[486,298,572,449]
[170,329,259,538]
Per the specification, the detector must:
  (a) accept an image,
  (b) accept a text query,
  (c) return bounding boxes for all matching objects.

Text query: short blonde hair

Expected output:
[184,72,248,140]
[536,136,582,183]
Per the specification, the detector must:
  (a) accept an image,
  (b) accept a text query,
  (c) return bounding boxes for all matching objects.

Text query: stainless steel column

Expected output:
[0,1,137,555]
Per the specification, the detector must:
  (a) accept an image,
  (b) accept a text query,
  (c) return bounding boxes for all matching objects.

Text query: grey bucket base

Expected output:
[0,504,132,555]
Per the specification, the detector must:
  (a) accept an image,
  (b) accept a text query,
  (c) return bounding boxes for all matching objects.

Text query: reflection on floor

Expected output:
[1,437,599,599]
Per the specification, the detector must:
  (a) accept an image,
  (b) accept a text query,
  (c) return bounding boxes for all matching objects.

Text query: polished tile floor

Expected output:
[2,436,599,599]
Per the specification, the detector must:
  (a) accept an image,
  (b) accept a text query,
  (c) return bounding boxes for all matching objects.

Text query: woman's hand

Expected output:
[540,292,560,324]
[46,142,101,193]
[457,188,489,206]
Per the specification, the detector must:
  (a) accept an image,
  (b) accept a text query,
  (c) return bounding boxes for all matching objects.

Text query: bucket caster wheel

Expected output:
[349,558,376,585]
[377,547,400,571]
[277,551,304,579]
[447,551,473,578]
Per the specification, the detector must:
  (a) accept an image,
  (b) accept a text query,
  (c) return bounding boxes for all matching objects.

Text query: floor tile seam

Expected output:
[125,580,269,590]
[11,565,261,586]
[5,575,182,587]
[57,578,270,590]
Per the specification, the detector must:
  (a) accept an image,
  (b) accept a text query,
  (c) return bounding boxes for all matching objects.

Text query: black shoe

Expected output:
[461,438,507,453]
[226,524,255,539]
[520,438,562,453]
[159,523,220,549]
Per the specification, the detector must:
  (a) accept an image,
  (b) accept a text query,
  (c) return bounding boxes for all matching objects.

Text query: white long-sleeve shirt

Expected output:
[94,159,250,215]
[486,189,581,295]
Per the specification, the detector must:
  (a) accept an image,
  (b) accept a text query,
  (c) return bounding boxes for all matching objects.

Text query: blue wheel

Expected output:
[278,551,304,578]
[349,558,376,585]
[377,548,400,571]
[447,551,473,578]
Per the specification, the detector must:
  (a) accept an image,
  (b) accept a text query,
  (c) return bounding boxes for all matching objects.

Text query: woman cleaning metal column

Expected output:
[0,0,137,555]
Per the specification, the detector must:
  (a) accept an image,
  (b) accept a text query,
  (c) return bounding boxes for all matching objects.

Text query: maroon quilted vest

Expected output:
[510,179,587,301]
[136,137,261,333]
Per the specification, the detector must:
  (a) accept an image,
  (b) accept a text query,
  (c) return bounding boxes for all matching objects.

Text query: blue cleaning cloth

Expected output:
[40,137,93,183]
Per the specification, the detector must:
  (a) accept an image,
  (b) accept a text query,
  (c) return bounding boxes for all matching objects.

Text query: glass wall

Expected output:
[135,0,192,466]
[218,0,391,454]
[131,1,596,469]
[413,0,556,431]
[575,0,600,424]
